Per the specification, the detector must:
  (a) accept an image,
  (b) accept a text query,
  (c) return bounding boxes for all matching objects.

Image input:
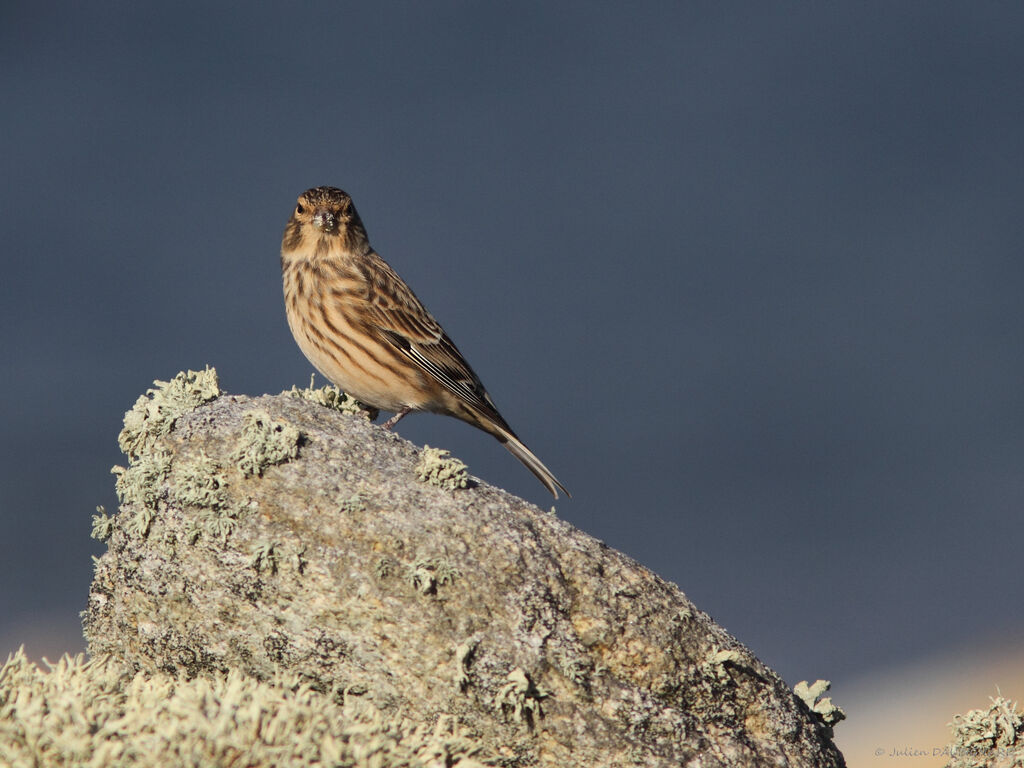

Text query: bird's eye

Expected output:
[295,203,305,215]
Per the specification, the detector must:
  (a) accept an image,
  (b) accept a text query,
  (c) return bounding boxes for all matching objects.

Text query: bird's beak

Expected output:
[312,209,337,233]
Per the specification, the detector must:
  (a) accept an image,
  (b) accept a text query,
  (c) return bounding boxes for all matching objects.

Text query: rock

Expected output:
[83,370,845,767]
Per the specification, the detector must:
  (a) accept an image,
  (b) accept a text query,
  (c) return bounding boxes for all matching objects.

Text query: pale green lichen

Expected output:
[455,639,478,692]
[169,452,248,546]
[292,546,307,574]
[187,506,239,547]
[339,493,366,514]
[495,667,548,726]
[111,450,173,538]
[91,506,115,542]
[118,367,221,459]
[672,606,694,623]
[702,647,744,682]
[131,505,157,538]
[406,557,460,594]
[231,410,301,477]
[112,451,172,509]
[0,649,489,768]
[415,446,469,490]
[946,695,1023,768]
[108,369,221,543]
[170,451,229,510]
[284,374,379,419]
[374,557,393,580]
[555,653,590,687]
[794,679,846,728]
[249,541,280,574]
[184,519,203,545]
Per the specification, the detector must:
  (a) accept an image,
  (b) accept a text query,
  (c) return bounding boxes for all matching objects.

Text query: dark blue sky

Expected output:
[2,3,1022,687]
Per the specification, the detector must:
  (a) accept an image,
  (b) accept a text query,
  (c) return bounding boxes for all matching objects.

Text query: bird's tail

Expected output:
[496,429,570,500]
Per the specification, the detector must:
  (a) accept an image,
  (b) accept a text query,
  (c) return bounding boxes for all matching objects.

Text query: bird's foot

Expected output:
[381,407,412,430]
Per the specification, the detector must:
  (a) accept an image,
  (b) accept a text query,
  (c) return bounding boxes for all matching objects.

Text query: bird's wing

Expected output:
[360,255,509,428]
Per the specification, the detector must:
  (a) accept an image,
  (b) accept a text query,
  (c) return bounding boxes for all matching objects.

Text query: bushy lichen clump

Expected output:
[106,369,308,548]
[454,639,478,692]
[91,506,115,542]
[284,374,379,419]
[496,668,548,727]
[339,493,366,514]
[0,649,488,768]
[415,446,469,490]
[794,679,845,732]
[249,540,280,574]
[231,410,301,477]
[946,695,1023,768]
[118,368,221,459]
[111,450,173,537]
[174,451,246,545]
[109,368,223,539]
[406,557,460,594]
[172,451,229,510]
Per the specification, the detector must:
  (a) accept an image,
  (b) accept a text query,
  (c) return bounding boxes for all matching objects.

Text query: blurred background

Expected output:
[2,3,1022,764]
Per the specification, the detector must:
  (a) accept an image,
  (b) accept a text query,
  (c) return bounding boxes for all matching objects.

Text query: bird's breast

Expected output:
[282,261,434,412]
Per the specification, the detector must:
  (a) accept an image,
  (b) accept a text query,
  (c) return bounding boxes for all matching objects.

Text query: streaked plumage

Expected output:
[281,186,568,498]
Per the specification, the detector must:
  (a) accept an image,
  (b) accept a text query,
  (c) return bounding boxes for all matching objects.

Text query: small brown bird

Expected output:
[281,186,568,498]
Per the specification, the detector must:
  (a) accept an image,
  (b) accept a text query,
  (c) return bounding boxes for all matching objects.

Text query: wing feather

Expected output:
[358,254,509,428]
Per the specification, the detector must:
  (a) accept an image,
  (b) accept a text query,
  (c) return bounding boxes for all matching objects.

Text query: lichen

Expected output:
[406,557,460,594]
[231,410,301,477]
[555,652,590,687]
[292,546,307,574]
[0,649,489,768]
[111,450,173,538]
[374,557,392,580]
[284,374,379,419]
[170,451,229,510]
[794,679,846,728]
[131,505,157,538]
[167,451,249,546]
[495,667,548,727]
[339,493,366,514]
[107,370,223,543]
[702,647,744,682]
[91,506,115,542]
[946,695,1023,768]
[672,606,694,623]
[249,541,280,574]
[187,506,239,547]
[118,367,221,459]
[415,446,469,490]
[455,639,478,692]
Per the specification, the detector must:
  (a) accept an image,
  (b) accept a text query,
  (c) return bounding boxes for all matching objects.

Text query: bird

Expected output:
[280,185,569,499]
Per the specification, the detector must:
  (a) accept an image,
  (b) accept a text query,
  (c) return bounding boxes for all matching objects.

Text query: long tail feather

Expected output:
[498,431,570,499]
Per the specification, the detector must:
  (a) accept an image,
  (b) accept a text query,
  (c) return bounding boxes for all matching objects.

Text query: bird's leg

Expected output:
[381,407,412,430]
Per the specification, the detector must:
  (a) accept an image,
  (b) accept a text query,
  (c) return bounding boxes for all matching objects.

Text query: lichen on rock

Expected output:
[118,367,221,459]
[415,445,469,490]
[0,649,488,768]
[91,506,115,542]
[231,409,301,477]
[794,679,846,735]
[945,694,1023,768]
[283,373,379,419]
[79,371,847,768]
[496,667,548,727]
[405,556,460,595]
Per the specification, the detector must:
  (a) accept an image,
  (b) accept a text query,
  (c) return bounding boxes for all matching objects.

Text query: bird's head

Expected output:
[281,186,370,260]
